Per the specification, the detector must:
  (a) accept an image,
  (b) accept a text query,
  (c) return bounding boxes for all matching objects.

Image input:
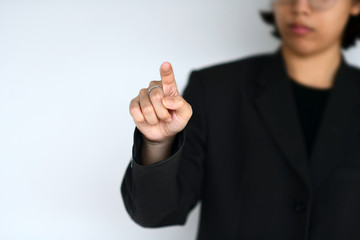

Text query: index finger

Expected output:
[160,62,178,96]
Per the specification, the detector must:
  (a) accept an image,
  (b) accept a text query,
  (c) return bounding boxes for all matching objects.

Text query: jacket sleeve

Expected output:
[120,70,208,227]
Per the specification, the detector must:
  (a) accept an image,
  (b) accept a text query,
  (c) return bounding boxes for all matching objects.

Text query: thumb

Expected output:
[162,96,192,118]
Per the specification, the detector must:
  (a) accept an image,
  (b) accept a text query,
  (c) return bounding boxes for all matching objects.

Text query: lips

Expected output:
[289,22,313,35]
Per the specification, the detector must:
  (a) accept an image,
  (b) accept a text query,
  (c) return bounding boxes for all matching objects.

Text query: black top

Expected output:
[290,78,331,159]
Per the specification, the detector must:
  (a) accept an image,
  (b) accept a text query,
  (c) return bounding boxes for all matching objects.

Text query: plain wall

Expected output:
[1,1,360,239]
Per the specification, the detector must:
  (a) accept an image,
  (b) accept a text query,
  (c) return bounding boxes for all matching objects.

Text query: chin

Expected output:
[282,40,320,57]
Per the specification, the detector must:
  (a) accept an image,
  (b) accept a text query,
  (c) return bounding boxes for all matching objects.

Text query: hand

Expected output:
[129,62,193,144]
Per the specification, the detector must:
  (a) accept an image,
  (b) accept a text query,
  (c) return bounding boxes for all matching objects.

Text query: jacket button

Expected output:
[295,201,307,214]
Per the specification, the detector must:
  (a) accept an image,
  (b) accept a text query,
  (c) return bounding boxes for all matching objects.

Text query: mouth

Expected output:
[289,22,313,35]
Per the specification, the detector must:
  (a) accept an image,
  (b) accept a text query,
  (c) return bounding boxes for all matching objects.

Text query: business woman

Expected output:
[122,0,360,239]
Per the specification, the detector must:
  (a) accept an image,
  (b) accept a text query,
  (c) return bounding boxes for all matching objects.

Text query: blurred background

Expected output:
[1,0,359,239]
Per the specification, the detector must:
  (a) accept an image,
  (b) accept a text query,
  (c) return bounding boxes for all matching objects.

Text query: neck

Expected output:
[281,44,342,90]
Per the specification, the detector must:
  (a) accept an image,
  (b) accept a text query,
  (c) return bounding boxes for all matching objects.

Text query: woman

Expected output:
[122,0,360,239]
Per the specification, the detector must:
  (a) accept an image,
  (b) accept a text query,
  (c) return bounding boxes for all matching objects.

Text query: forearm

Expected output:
[121,130,189,227]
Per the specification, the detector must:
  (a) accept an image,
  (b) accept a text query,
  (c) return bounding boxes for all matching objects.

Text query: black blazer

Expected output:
[121,47,360,240]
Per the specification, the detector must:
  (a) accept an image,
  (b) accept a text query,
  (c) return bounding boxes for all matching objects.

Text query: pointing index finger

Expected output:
[160,62,178,96]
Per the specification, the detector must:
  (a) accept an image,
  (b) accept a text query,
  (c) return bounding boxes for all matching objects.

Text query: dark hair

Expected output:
[259,9,360,50]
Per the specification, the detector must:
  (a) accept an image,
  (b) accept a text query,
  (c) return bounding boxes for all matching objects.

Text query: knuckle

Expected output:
[129,105,138,116]
[129,106,145,123]
[142,103,154,114]
[146,117,158,125]
[139,88,147,95]
[129,99,138,112]
[130,97,138,104]
[134,115,145,123]
[150,90,163,101]
[149,80,160,86]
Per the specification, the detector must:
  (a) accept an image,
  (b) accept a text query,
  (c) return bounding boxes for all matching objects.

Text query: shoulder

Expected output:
[188,51,274,87]
[346,61,360,75]
[184,51,275,95]
[197,51,272,75]
[197,50,274,79]
[182,51,276,108]
[341,58,360,90]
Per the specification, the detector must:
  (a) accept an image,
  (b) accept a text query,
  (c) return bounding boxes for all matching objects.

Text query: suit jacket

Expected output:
[121,47,360,240]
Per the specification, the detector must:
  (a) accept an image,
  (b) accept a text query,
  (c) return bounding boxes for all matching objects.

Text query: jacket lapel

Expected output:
[253,47,360,193]
[309,54,360,190]
[253,47,311,191]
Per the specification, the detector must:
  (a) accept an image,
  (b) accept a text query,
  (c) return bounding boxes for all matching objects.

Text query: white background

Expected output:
[1,1,360,239]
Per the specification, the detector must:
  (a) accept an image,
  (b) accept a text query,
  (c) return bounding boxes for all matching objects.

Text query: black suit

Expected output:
[121,47,360,240]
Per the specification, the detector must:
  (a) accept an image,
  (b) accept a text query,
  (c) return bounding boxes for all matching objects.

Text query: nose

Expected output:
[291,0,312,15]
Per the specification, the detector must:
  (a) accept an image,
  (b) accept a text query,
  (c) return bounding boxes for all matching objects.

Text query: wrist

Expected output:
[142,134,176,147]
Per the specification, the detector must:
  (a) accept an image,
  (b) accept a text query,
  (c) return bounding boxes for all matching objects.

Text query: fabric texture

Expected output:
[121,47,360,240]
